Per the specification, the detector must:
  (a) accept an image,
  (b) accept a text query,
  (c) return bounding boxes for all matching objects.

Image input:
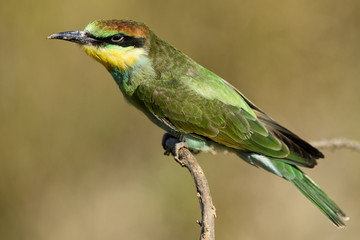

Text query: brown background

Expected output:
[1,0,360,239]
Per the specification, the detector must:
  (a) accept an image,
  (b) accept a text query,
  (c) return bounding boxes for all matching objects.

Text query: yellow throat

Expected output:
[82,45,146,71]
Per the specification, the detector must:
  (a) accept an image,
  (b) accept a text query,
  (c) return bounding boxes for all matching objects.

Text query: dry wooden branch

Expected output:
[311,138,360,152]
[162,134,216,240]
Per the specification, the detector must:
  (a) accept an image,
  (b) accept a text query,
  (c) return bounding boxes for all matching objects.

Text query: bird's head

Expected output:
[48,20,151,71]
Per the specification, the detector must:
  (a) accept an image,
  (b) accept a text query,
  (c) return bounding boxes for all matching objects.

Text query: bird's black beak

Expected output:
[48,31,98,45]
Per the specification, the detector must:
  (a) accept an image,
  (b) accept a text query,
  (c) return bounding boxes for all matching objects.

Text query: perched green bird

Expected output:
[49,19,348,227]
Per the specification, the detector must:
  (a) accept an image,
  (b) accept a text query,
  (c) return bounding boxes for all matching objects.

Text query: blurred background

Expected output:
[1,0,360,239]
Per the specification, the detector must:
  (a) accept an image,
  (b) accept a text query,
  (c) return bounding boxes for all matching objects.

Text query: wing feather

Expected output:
[135,76,321,167]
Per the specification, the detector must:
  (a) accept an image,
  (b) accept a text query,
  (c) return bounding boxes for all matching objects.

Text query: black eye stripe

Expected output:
[92,33,146,48]
[119,36,146,48]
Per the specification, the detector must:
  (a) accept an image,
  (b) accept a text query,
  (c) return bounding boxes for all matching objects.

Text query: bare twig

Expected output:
[311,138,360,152]
[163,134,216,240]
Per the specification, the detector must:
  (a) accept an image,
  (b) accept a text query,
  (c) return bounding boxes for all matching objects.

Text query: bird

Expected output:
[48,19,348,227]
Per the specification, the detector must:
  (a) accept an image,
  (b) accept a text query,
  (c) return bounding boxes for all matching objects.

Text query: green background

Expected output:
[1,0,360,239]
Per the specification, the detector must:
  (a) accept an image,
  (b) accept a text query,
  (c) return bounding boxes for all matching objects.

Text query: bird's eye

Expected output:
[111,34,124,43]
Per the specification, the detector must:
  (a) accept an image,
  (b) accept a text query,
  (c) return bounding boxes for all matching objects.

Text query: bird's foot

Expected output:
[162,133,179,156]
[162,133,189,159]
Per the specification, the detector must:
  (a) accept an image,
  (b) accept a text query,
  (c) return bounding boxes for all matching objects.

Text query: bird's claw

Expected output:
[162,133,188,158]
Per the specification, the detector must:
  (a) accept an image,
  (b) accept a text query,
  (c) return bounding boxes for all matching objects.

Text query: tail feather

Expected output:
[239,152,348,227]
[290,173,348,228]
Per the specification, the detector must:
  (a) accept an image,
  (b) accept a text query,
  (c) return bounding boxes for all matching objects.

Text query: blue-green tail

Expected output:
[239,152,348,228]
[289,168,348,227]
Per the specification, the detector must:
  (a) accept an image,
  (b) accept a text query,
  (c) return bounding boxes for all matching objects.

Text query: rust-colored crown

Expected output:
[85,19,150,38]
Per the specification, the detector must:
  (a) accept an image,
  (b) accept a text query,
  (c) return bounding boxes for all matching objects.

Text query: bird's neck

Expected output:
[109,55,155,96]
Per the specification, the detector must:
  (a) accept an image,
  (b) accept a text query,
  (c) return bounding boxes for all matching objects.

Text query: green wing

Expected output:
[135,74,320,168]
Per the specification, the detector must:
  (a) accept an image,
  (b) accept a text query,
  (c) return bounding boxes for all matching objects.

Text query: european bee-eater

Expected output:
[49,19,348,227]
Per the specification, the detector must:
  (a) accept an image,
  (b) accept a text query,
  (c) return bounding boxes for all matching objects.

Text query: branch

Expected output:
[162,134,216,240]
[311,138,360,152]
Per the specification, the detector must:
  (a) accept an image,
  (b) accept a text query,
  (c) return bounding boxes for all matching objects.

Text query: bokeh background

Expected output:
[1,0,360,239]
